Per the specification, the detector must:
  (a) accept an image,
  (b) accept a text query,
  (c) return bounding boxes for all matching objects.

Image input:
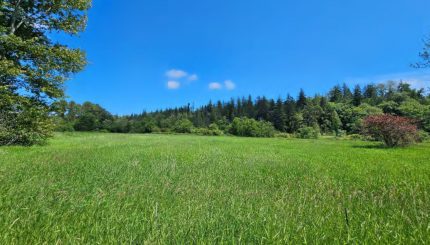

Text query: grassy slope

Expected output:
[0,133,429,243]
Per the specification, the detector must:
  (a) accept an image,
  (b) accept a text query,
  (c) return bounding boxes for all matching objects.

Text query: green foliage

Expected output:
[334,103,383,133]
[192,123,223,136]
[272,98,287,131]
[275,132,293,138]
[352,85,362,106]
[53,118,75,132]
[347,134,364,140]
[0,103,52,146]
[193,128,224,136]
[398,99,430,130]
[52,82,430,139]
[229,117,275,137]
[73,102,112,131]
[417,130,430,142]
[378,101,399,114]
[173,119,194,133]
[329,85,343,102]
[330,110,342,136]
[297,126,320,139]
[0,0,91,145]
[129,117,159,134]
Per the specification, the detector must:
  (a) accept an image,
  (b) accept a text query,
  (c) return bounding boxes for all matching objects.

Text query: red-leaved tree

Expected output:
[362,115,419,147]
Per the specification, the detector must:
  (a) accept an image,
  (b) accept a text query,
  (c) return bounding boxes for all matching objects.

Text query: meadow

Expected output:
[0,133,429,243]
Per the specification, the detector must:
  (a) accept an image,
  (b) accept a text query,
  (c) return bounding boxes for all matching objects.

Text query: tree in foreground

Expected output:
[362,114,418,147]
[0,0,92,145]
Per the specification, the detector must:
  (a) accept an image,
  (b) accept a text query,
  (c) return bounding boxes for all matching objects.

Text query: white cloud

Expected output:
[224,80,236,90]
[166,69,188,79]
[345,71,430,90]
[167,81,180,90]
[188,74,198,81]
[209,82,222,90]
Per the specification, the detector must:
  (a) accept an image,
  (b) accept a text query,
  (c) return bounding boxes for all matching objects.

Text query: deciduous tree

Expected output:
[0,0,92,145]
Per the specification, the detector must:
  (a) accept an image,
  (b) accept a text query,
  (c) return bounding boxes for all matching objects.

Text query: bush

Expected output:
[54,118,75,132]
[192,127,224,136]
[347,134,364,140]
[229,117,275,137]
[418,130,430,142]
[296,126,320,139]
[331,130,346,138]
[362,114,418,147]
[173,119,194,133]
[275,132,293,138]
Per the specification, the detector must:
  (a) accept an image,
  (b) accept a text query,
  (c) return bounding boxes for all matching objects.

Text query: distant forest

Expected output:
[53,82,430,137]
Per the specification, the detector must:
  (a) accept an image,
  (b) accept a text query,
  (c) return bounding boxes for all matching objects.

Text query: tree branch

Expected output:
[9,0,23,35]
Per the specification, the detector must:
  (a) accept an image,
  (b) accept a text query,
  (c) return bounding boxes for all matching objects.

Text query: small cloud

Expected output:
[209,82,222,90]
[166,69,188,79]
[224,80,236,90]
[345,71,430,89]
[167,81,180,90]
[188,74,198,81]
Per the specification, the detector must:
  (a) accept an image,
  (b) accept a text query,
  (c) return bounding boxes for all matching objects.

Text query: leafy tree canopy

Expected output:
[0,0,92,145]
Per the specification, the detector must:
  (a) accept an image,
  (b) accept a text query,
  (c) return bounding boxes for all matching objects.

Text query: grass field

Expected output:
[0,133,429,243]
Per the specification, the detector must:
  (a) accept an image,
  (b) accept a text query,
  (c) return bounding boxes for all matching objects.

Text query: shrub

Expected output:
[275,132,293,138]
[54,118,75,132]
[335,130,347,138]
[192,128,224,136]
[362,114,418,147]
[296,126,320,139]
[229,117,275,137]
[418,130,429,142]
[173,119,194,133]
[347,134,364,140]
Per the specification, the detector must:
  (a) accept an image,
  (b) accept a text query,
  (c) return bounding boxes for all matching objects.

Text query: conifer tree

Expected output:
[272,98,286,131]
[353,85,362,106]
[297,89,307,110]
[329,85,343,102]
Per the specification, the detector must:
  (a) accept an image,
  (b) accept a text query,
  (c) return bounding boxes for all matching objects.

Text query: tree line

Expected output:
[53,82,430,138]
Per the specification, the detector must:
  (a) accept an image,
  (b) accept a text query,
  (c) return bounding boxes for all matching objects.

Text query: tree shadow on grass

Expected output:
[351,143,390,149]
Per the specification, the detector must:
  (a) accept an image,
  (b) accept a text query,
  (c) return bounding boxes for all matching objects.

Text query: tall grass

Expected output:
[0,133,429,243]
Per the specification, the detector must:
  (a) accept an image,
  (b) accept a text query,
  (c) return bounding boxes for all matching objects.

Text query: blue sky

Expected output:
[62,0,430,114]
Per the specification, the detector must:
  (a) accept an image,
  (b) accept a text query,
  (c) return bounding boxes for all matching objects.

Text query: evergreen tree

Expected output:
[329,85,343,102]
[256,96,269,121]
[272,98,286,131]
[297,89,307,110]
[226,99,235,122]
[284,94,297,133]
[236,98,243,118]
[342,83,353,101]
[353,85,362,106]
[246,95,254,118]
[363,84,378,105]
[319,96,329,109]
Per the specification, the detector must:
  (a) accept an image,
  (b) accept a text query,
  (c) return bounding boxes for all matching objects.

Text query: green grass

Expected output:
[0,133,429,243]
